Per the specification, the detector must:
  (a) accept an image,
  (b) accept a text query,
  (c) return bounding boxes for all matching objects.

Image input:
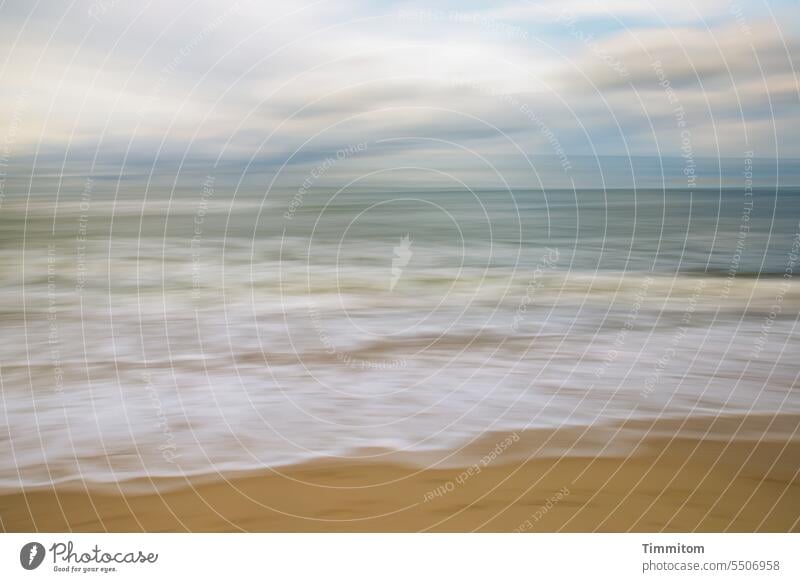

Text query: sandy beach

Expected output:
[3,415,799,532]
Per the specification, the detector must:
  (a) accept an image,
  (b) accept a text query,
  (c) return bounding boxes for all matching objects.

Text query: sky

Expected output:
[1,0,798,188]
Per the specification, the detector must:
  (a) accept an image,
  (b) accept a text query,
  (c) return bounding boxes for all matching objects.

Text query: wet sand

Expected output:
[2,417,799,532]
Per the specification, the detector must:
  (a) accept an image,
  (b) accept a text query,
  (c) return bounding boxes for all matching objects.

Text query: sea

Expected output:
[1,157,799,490]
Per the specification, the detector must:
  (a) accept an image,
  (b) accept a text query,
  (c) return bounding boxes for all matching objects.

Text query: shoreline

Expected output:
[2,415,799,532]
[3,412,799,495]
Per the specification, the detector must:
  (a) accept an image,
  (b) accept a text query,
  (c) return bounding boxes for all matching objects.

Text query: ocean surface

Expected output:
[1,169,799,490]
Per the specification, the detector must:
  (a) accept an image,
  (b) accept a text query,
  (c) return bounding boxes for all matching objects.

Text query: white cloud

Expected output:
[0,0,797,166]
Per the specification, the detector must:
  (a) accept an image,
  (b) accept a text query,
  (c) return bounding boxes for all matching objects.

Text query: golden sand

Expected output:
[3,417,799,532]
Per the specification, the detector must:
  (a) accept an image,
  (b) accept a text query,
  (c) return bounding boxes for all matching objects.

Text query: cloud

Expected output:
[481,0,733,24]
[0,0,797,178]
